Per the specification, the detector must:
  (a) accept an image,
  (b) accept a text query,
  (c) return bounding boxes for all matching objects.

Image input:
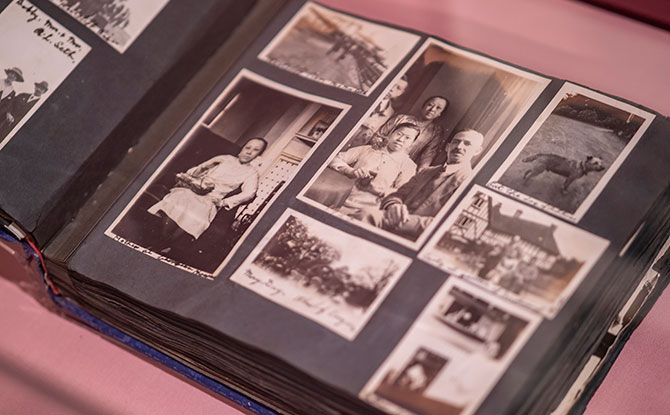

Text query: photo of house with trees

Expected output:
[421,187,608,314]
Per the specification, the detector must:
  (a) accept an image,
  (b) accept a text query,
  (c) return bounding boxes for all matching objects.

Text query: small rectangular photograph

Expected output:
[258,2,420,96]
[0,0,91,152]
[298,38,549,248]
[361,279,540,415]
[488,83,655,222]
[48,0,169,53]
[419,185,609,317]
[105,70,348,278]
[230,209,412,340]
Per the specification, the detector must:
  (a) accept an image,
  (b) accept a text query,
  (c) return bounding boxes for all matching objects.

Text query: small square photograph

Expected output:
[361,279,539,415]
[298,38,549,248]
[419,185,609,317]
[488,83,654,222]
[0,0,91,151]
[48,0,169,53]
[230,209,412,340]
[258,2,420,95]
[105,70,348,277]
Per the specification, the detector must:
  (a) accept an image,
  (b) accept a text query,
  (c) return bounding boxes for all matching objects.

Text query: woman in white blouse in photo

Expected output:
[147,137,267,254]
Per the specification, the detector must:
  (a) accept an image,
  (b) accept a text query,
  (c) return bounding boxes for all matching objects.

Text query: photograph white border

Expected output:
[360,277,541,415]
[104,69,350,279]
[487,82,655,223]
[0,0,92,152]
[48,0,169,53]
[257,1,421,97]
[229,208,413,341]
[296,37,550,250]
[418,184,609,318]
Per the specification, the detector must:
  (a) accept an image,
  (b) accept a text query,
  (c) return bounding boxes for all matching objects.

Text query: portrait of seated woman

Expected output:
[328,123,419,219]
[108,72,349,276]
[136,137,267,272]
[304,123,420,219]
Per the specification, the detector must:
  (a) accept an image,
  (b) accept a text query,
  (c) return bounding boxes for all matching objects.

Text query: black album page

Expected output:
[0,0,257,244]
[66,1,670,414]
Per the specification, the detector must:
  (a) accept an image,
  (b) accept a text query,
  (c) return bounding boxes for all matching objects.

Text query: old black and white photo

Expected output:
[48,0,169,52]
[361,279,539,415]
[488,83,654,222]
[299,38,549,248]
[419,186,609,316]
[0,0,91,151]
[258,2,419,95]
[230,210,411,340]
[106,70,347,277]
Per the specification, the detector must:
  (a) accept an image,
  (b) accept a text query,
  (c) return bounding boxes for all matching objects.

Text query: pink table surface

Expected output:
[0,241,245,415]
[1,0,669,414]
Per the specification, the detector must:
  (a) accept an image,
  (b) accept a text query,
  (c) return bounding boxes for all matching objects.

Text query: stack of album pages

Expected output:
[0,0,668,414]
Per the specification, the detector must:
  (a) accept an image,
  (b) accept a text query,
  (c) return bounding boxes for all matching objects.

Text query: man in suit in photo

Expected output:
[363,129,484,240]
[0,66,23,102]
[0,67,25,132]
[0,80,48,140]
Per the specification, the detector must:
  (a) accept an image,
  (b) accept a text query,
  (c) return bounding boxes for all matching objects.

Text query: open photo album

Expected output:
[0,0,668,414]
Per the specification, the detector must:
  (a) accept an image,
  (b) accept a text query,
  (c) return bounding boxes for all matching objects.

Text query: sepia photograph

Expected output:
[488,83,655,222]
[361,279,539,415]
[105,70,348,277]
[230,209,411,340]
[0,0,91,152]
[48,0,169,53]
[419,185,609,317]
[258,2,420,95]
[298,38,549,248]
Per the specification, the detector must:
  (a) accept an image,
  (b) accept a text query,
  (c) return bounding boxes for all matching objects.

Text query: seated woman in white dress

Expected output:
[147,137,267,255]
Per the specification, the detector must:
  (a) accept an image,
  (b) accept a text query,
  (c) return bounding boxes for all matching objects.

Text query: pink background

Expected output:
[1,0,669,413]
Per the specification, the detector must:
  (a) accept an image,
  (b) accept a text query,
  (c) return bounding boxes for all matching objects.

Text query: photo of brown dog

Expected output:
[488,84,653,221]
[522,153,606,194]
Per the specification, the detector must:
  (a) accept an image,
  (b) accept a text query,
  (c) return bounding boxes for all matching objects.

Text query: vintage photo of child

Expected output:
[258,2,420,95]
[48,0,169,52]
[361,278,540,415]
[230,209,412,340]
[105,70,348,277]
[298,38,549,248]
[419,185,609,317]
[0,0,91,151]
[488,83,655,222]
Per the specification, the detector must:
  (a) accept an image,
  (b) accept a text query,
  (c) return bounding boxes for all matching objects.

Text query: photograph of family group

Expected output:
[0,0,90,151]
[419,186,609,316]
[259,2,420,95]
[488,83,654,222]
[299,38,549,247]
[361,279,539,415]
[106,70,347,277]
